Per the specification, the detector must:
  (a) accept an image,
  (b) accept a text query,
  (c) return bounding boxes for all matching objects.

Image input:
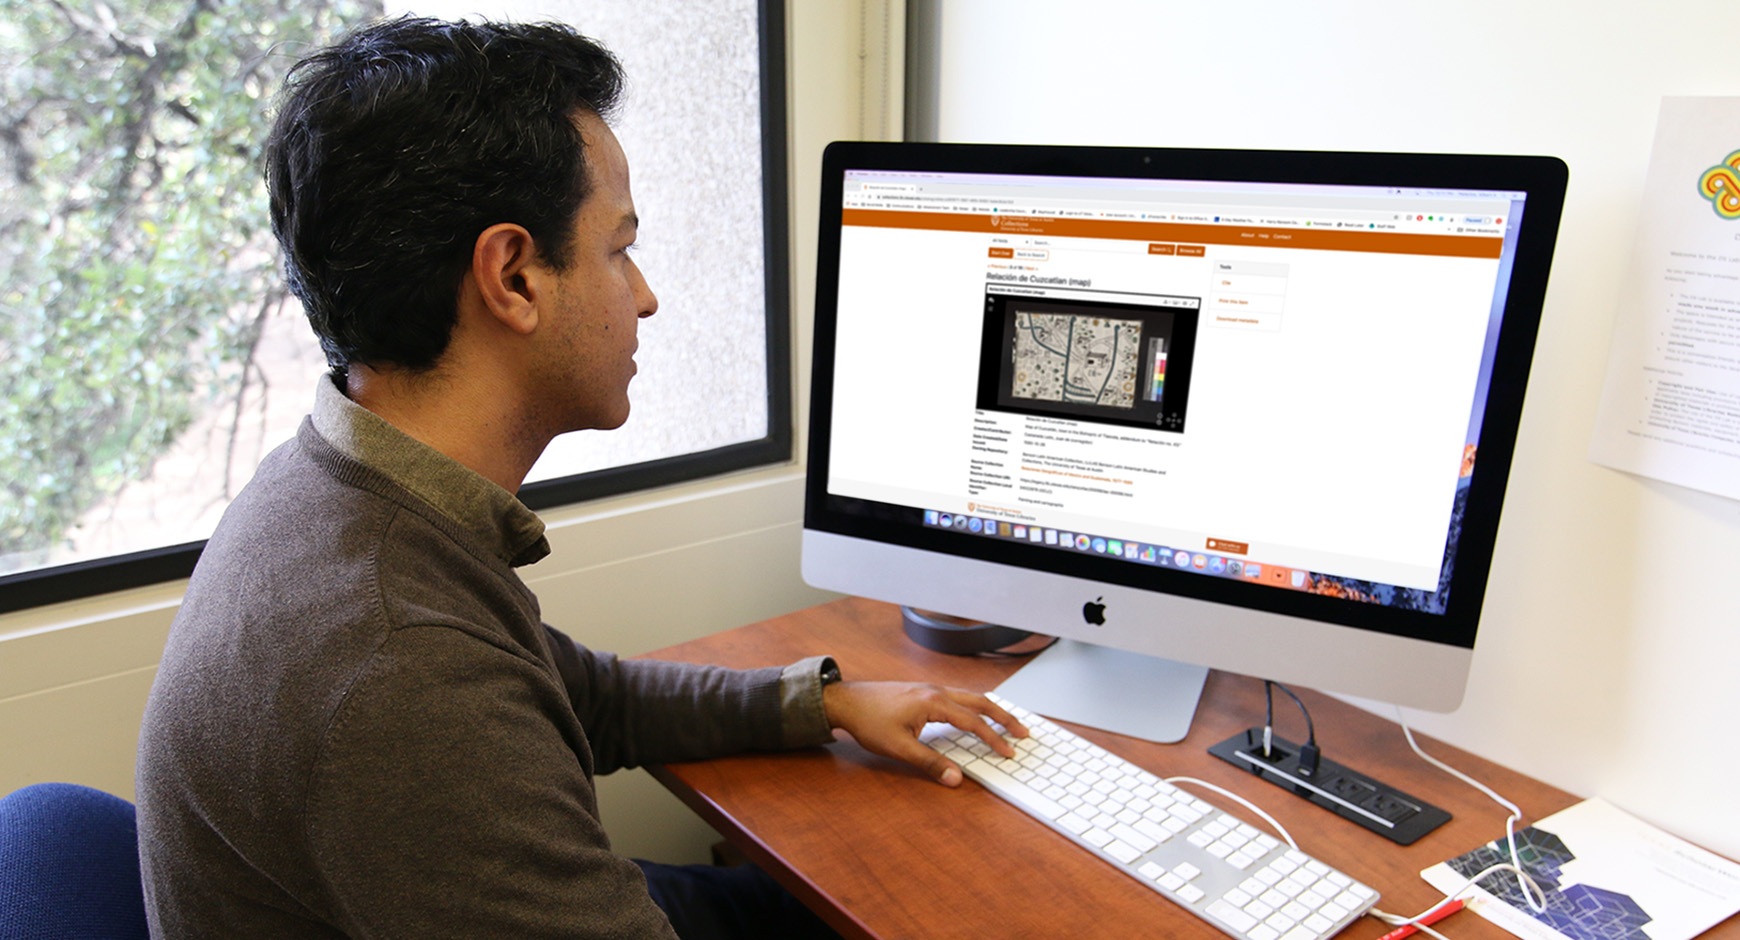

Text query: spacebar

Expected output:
[968,762,1067,820]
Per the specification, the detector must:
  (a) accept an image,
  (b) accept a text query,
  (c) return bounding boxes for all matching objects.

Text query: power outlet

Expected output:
[1367,792,1420,822]
[1323,774,1376,803]
[1209,728,1450,845]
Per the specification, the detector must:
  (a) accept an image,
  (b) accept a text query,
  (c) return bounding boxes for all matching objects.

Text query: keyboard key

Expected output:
[1133,819,1172,845]
[1207,899,1258,931]
[1227,849,1260,870]
[969,763,1066,820]
[1105,840,1141,864]
[1111,823,1157,853]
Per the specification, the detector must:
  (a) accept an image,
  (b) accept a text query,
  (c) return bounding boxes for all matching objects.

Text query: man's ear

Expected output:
[470,223,547,336]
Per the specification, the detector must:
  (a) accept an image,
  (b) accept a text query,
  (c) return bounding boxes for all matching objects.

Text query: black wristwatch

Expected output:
[818,657,842,688]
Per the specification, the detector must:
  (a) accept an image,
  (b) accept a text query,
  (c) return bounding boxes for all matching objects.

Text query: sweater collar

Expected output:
[310,375,551,567]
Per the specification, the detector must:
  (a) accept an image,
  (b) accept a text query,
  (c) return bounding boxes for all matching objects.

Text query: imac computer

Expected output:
[802,142,1566,745]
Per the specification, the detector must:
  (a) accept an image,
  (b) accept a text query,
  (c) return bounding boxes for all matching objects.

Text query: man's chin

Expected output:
[595,402,631,431]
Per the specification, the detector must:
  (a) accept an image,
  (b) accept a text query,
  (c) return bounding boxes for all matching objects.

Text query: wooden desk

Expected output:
[643,597,1735,940]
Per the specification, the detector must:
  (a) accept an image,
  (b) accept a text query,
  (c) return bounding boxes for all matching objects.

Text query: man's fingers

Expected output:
[939,691,1027,757]
[882,731,966,786]
[967,693,1028,739]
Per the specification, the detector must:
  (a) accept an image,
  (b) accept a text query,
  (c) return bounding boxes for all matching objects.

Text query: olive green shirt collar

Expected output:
[311,376,550,567]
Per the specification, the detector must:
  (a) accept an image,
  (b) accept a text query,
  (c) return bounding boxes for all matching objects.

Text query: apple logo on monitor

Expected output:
[1083,597,1106,625]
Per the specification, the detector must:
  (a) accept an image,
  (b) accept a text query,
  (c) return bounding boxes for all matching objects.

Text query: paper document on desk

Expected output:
[1421,798,1740,940]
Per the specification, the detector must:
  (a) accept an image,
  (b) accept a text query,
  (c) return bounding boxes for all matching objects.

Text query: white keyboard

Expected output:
[922,694,1378,940]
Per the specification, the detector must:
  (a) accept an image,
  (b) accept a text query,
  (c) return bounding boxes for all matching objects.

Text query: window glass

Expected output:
[0,0,781,600]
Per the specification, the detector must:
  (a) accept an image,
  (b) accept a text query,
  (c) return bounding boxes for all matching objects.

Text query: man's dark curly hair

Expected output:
[264,17,624,377]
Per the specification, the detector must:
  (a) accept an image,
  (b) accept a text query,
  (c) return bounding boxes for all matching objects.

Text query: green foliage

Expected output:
[0,0,381,569]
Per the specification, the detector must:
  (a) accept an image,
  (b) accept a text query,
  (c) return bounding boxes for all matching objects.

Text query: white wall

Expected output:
[0,1,884,865]
[929,0,1740,860]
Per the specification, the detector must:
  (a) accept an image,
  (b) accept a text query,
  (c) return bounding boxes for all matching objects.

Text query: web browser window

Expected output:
[825,169,1527,607]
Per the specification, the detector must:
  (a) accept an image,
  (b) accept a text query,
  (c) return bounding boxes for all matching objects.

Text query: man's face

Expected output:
[534,112,658,433]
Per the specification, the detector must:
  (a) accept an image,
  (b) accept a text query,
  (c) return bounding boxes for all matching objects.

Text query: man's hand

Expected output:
[822,681,1028,787]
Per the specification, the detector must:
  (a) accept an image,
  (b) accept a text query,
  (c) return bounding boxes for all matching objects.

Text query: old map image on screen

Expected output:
[1010,311,1143,409]
[981,292,1196,431]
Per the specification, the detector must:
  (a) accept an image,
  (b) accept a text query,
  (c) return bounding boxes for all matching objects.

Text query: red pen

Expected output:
[1377,898,1466,940]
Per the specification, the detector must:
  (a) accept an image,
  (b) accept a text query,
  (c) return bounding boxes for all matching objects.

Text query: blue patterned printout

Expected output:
[1420,799,1740,940]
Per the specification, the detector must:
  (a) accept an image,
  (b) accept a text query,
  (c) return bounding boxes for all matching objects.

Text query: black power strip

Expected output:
[1209,728,1450,845]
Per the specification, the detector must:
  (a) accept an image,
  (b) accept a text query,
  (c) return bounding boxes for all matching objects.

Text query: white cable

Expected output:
[1164,775,1298,850]
[1371,860,1545,933]
[1393,707,1548,914]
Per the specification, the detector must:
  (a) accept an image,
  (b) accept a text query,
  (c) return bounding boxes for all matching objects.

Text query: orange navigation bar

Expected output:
[843,209,1501,260]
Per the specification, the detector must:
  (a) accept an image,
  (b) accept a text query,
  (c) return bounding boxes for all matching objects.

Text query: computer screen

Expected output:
[803,142,1565,734]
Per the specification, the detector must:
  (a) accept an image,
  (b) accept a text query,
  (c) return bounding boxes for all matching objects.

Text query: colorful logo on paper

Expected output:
[1697,149,1740,219]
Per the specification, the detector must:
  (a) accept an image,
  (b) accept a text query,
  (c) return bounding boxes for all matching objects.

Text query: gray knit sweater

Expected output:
[136,378,832,939]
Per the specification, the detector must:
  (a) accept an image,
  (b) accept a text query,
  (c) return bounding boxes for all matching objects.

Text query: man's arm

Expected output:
[543,625,795,773]
[544,626,1029,784]
[307,625,675,940]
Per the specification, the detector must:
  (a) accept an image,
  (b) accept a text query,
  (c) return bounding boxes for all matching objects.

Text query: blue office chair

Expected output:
[0,782,150,940]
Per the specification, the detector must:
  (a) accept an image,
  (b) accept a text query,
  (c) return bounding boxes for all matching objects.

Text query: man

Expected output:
[135,17,1024,940]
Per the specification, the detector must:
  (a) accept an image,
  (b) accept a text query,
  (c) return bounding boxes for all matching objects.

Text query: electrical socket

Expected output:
[1367,793,1419,822]
[1324,774,1376,802]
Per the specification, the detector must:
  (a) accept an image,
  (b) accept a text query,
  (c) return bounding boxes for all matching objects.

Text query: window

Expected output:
[0,0,789,613]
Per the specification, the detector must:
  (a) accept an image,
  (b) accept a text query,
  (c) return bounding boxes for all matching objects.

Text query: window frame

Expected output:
[0,0,792,615]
